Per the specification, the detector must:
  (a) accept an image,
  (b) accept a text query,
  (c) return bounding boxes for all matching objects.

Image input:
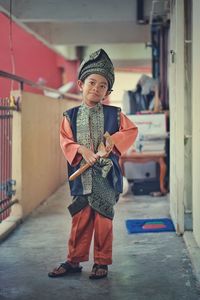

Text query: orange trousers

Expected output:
[67,205,113,265]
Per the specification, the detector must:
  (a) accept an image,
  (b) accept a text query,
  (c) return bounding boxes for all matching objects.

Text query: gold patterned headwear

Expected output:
[78,49,115,90]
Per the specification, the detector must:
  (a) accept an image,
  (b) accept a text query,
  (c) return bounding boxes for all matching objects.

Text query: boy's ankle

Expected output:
[67,261,79,268]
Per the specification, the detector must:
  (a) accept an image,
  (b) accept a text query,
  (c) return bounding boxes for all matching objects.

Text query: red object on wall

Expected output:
[0,13,78,97]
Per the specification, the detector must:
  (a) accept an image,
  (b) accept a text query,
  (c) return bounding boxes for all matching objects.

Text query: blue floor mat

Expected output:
[125,218,175,234]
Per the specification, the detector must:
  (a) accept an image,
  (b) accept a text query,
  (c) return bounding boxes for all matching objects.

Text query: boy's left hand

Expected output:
[104,131,114,157]
[105,144,113,153]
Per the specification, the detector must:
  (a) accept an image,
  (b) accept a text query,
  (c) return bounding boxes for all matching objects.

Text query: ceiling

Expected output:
[0,0,169,68]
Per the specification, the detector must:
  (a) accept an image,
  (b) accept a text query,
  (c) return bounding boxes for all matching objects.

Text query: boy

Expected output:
[48,49,138,279]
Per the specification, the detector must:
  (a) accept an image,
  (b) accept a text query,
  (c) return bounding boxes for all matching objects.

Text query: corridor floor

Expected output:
[0,184,200,300]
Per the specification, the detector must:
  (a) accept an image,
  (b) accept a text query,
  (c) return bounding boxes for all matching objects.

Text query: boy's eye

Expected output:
[87,80,107,89]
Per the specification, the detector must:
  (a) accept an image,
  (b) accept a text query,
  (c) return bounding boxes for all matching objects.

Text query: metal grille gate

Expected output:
[0,97,16,222]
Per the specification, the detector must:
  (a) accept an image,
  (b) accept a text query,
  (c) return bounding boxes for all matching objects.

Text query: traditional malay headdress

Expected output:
[78,48,115,90]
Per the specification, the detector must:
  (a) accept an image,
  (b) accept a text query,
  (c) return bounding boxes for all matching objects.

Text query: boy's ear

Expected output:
[77,80,84,91]
[106,90,113,96]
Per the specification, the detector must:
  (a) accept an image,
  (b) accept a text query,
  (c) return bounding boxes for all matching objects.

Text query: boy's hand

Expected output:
[78,145,99,166]
[105,141,114,155]
[104,131,114,156]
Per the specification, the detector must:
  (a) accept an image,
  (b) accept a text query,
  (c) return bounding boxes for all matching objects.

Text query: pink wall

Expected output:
[0,13,78,97]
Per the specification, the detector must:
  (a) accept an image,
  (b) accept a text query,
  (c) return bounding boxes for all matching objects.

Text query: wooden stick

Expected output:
[69,163,90,181]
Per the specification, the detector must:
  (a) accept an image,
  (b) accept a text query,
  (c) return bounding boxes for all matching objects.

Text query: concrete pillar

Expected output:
[169,0,185,233]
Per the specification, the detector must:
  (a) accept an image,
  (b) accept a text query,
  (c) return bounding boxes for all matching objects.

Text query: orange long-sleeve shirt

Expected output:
[60,111,138,166]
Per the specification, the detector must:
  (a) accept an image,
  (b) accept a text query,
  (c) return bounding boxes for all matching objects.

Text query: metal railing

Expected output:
[0,97,17,222]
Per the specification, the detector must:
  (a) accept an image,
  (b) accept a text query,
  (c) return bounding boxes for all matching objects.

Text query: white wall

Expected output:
[192,0,200,247]
[110,71,145,108]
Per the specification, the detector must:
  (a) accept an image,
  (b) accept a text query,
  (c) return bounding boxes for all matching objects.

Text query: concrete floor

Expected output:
[0,184,200,300]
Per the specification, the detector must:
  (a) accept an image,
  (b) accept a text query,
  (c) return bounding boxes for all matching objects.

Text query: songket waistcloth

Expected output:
[68,165,119,220]
[67,205,113,265]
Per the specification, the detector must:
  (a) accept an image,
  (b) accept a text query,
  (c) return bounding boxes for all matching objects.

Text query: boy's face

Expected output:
[77,74,111,107]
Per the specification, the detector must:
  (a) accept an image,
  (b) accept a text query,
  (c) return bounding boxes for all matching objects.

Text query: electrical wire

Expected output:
[9,0,16,90]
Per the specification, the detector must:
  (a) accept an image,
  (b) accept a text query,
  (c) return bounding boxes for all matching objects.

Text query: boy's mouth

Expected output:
[90,93,99,97]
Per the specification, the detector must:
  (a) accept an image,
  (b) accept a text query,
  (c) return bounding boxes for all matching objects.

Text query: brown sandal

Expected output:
[89,264,108,280]
[48,262,82,278]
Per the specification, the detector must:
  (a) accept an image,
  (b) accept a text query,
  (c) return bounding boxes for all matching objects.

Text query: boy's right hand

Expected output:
[77,145,99,166]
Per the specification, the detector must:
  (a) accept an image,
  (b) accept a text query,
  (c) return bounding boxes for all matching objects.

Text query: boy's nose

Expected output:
[93,85,99,91]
